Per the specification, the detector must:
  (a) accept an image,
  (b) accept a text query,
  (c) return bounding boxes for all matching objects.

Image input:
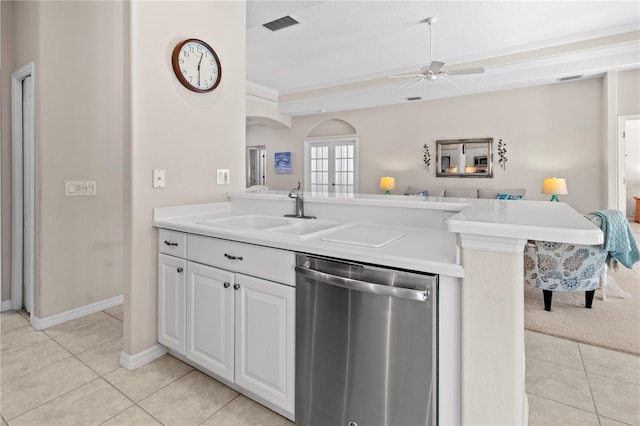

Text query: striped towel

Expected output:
[591,210,639,269]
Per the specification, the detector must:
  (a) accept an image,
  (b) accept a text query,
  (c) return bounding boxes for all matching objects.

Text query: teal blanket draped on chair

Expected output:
[591,210,639,269]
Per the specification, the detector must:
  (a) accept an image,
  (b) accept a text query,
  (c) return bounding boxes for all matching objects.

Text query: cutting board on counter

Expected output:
[320,225,405,248]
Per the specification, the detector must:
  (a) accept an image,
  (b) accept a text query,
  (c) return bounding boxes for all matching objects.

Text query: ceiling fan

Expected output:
[389,17,485,88]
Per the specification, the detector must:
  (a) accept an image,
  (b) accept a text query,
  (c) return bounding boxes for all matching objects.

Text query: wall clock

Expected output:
[171,38,222,93]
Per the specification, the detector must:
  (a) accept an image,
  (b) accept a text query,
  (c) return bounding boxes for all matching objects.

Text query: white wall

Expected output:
[618,69,640,116]
[33,1,125,317]
[248,79,605,213]
[2,1,125,315]
[0,1,14,303]
[125,1,246,355]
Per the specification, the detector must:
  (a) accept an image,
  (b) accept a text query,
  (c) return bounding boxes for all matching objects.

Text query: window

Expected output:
[304,138,358,196]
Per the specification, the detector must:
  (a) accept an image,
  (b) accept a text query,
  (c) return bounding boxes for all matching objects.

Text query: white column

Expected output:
[458,234,529,425]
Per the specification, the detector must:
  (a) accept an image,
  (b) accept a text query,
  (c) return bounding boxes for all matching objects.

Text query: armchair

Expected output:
[525,211,638,311]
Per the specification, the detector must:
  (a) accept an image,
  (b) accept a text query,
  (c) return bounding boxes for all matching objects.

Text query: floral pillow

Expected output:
[497,193,523,200]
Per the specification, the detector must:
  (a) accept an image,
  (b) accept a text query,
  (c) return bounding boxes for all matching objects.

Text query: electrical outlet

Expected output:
[153,169,166,188]
[217,169,230,184]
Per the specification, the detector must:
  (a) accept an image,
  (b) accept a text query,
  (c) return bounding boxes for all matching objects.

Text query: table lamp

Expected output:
[379,176,396,195]
[541,177,568,202]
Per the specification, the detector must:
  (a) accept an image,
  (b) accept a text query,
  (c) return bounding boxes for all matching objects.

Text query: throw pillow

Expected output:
[405,190,429,196]
[497,193,523,200]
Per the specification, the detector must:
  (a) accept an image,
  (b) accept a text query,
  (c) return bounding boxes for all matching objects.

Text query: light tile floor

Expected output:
[1,307,638,425]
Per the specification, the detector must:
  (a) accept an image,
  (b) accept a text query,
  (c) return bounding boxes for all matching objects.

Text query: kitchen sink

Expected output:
[268,220,342,236]
[198,214,344,239]
[198,215,290,230]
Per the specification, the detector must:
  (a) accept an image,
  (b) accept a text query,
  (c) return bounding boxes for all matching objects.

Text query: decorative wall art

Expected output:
[275,152,292,174]
[423,144,431,172]
[497,139,508,170]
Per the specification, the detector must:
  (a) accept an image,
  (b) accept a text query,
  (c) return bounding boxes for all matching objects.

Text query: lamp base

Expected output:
[549,194,560,202]
[384,190,391,195]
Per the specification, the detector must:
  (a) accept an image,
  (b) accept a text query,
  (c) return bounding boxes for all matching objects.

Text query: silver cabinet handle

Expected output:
[164,241,178,247]
[177,267,183,273]
[224,253,243,261]
[233,284,240,290]
[223,282,231,288]
[295,265,430,302]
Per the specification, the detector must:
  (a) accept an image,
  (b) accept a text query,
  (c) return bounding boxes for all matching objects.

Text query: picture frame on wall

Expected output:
[275,152,291,174]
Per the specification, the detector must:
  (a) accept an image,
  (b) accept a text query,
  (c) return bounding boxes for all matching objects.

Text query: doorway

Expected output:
[303,137,358,195]
[618,115,640,218]
[11,62,35,317]
[246,145,266,187]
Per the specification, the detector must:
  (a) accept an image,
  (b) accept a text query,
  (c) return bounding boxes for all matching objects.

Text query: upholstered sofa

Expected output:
[405,186,526,199]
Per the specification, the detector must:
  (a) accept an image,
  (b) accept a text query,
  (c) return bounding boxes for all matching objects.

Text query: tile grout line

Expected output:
[197,393,242,425]
[577,343,602,425]
[3,333,99,422]
[525,353,588,372]
[0,334,75,387]
[526,391,602,418]
[1,312,124,423]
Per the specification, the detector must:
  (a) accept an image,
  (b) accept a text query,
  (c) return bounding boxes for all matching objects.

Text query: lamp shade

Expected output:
[379,176,396,192]
[541,177,568,195]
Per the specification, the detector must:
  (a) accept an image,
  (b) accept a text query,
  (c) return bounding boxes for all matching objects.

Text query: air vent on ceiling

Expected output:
[406,97,422,101]
[263,15,299,32]
[557,75,583,82]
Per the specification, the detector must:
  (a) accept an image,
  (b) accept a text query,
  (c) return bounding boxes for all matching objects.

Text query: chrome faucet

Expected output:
[285,182,316,219]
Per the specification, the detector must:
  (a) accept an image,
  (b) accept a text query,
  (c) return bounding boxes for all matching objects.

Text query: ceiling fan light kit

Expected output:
[389,17,485,86]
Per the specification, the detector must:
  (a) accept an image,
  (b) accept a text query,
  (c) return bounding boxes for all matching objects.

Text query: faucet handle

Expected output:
[295,181,301,191]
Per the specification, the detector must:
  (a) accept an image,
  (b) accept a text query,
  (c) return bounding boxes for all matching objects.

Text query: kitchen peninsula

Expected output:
[153,190,602,425]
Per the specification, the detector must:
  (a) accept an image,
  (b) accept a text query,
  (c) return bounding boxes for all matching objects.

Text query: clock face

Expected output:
[171,39,222,93]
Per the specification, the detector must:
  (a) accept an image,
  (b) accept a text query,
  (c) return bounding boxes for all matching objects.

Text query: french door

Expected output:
[304,138,358,196]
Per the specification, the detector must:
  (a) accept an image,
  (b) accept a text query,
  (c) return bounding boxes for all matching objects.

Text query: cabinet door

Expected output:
[187,262,235,382]
[234,274,295,415]
[158,253,186,354]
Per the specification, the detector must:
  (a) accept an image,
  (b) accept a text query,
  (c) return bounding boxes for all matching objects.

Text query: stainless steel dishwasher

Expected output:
[295,254,438,426]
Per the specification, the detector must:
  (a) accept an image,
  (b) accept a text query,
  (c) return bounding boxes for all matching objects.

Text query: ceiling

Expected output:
[246,1,640,118]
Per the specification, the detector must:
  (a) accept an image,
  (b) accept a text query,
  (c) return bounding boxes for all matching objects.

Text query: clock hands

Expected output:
[197,53,203,86]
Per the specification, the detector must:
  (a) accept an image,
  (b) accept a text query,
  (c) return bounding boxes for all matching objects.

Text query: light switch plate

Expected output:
[65,181,97,196]
[217,169,230,184]
[153,169,166,188]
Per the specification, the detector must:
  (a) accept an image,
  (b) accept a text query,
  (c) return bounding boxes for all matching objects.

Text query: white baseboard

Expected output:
[31,295,123,331]
[120,344,167,371]
[1,300,12,312]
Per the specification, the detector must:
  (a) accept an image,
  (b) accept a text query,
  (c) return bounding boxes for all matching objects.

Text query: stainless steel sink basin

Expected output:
[197,214,344,239]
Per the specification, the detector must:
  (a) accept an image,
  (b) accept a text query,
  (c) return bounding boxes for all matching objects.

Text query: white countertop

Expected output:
[153,191,603,278]
[153,201,464,277]
[445,198,603,245]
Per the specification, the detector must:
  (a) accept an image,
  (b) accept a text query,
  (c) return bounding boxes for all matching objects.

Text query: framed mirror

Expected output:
[436,138,493,178]
[246,145,266,187]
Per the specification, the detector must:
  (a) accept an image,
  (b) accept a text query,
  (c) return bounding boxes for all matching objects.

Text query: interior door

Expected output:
[304,138,357,195]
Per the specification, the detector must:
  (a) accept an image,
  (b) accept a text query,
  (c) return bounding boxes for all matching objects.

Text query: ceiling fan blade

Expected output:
[387,74,425,79]
[400,78,426,92]
[446,67,485,76]
[428,61,445,73]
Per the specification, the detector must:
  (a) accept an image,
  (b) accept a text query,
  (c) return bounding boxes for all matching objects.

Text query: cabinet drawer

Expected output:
[158,229,187,258]
[188,235,295,286]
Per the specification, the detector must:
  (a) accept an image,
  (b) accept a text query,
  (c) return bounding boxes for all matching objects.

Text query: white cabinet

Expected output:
[186,261,235,382]
[158,253,186,354]
[157,229,295,418]
[235,273,295,414]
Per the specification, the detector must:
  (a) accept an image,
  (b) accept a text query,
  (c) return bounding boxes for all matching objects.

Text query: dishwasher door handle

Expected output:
[295,265,430,302]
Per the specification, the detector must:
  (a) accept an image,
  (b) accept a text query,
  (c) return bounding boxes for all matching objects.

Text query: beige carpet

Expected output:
[524,222,640,355]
